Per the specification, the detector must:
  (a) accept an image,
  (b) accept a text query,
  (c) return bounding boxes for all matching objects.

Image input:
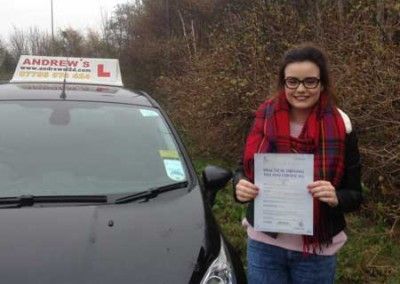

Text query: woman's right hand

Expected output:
[235,179,259,202]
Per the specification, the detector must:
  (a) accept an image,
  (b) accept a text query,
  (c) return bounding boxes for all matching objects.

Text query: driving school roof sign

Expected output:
[11,55,123,87]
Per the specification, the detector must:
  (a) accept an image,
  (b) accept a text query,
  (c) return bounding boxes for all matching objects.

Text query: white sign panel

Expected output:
[254,153,314,235]
[11,55,123,87]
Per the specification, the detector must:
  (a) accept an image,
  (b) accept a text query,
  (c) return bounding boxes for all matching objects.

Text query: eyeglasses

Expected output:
[284,77,320,89]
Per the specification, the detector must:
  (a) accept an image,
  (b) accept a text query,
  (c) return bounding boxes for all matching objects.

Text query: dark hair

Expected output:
[277,44,332,95]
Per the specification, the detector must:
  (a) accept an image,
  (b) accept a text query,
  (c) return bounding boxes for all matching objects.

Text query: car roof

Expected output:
[0,82,155,107]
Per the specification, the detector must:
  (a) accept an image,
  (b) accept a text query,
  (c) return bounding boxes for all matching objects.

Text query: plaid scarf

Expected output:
[243,91,346,251]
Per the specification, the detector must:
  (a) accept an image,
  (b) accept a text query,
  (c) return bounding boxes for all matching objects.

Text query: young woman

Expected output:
[233,44,362,283]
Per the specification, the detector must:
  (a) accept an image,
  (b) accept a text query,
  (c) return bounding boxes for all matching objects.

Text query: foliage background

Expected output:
[0,0,399,282]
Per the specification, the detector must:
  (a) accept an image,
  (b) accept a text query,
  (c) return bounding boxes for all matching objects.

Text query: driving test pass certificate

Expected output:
[254,153,314,235]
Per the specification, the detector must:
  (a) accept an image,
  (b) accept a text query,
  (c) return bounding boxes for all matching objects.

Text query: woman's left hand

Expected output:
[307,180,338,207]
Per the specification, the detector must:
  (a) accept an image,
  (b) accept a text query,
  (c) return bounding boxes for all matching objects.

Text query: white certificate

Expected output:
[254,153,314,235]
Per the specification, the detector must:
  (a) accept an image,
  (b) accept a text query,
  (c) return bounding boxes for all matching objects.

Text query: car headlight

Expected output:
[200,236,236,284]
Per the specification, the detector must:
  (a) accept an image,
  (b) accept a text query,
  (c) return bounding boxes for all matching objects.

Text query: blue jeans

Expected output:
[247,238,336,284]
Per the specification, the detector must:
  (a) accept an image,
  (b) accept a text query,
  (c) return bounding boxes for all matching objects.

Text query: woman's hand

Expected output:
[308,180,338,207]
[235,179,259,202]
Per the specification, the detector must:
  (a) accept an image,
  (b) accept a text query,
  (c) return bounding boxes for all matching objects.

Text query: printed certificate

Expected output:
[254,153,314,235]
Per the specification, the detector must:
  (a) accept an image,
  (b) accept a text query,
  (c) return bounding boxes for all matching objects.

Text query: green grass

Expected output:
[193,158,400,283]
[336,214,400,283]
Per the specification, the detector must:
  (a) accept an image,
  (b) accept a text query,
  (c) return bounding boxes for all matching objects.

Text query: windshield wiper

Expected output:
[0,194,107,208]
[115,181,188,204]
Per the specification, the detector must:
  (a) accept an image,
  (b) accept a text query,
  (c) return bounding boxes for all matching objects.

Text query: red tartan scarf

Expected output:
[243,91,346,251]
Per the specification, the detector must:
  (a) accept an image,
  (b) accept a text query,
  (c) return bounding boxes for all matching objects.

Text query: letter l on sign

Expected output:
[97,64,111,77]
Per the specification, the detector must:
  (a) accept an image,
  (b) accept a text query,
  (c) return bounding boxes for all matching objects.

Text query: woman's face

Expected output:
[284,61,322,112]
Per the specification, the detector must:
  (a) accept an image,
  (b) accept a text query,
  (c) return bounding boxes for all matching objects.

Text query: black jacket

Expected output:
[233,131,363,241]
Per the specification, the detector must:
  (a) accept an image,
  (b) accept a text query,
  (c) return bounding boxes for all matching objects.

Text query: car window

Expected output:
[0,101,188,196]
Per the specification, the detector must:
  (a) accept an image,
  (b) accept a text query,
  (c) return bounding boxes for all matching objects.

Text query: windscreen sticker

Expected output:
[139,109,159,117]
[159,150,179,159]
[163,159,186,181]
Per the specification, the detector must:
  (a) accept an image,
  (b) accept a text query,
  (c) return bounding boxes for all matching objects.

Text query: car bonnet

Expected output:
[0,185,211,283]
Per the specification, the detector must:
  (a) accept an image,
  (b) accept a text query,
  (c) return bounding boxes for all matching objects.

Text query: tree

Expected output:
[9,27,28,60]
[26,27,52,56]
[56,28,84,56]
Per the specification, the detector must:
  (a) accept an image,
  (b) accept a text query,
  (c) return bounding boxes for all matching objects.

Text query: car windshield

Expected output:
[0,100,188,197]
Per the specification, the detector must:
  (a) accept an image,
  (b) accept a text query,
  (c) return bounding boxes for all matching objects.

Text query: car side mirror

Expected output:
[202,165,232,206]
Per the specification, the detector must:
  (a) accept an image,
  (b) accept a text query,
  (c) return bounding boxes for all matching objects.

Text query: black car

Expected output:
[0,81,245,283]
